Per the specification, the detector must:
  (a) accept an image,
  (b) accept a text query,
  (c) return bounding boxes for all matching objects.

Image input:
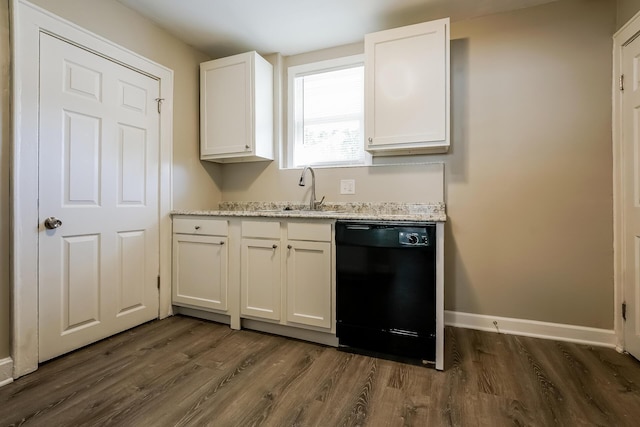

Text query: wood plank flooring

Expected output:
[1,315,639,426]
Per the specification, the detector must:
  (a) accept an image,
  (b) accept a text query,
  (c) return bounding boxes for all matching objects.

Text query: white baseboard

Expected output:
[0,357,14,387]
[445,311,617,348]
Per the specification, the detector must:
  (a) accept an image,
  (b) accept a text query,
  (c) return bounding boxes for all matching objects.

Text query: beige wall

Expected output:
[0,0,221,360]
[434,0,614,328]
[1,0,10,359]
[28,0,221,210]
[222,162,445,203]
[0,0,622,363]
[617,0,640,27]
[223,43,446,203]
[224,0,616,329]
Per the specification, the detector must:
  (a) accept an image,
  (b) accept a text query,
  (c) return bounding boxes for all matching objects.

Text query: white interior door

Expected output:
[622,35,640,361]
[38,33,160,362]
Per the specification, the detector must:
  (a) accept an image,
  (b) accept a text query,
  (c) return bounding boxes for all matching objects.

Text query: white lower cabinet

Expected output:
[240,237,282,320]
[285,240,331,328]
[285,221,332,329]
[172,216,335,339]
[239,220,333,331]
[172,218,229,312]
[240,220,282,321]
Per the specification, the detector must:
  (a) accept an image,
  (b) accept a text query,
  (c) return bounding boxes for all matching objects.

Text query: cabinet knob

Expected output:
[272,244,278,249]
[245,145,250,150]
[287,244,292,249]
[194,225,201,230]
[219,241,225,245]
[368,137,373,143]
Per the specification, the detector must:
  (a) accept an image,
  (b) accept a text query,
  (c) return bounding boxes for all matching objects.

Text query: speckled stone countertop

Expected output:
[171,201,446,222]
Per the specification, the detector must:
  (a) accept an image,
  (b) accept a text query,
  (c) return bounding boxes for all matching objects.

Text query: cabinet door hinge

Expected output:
[620,74,625,92]
[622,301,627,321]
[157,275,161,290]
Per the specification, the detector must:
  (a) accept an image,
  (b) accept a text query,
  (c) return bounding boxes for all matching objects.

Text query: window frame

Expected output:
[286,54,370,169]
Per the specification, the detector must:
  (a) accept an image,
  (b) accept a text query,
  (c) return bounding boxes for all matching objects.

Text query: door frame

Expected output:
[613,10,640,353]
[11,0,174,378]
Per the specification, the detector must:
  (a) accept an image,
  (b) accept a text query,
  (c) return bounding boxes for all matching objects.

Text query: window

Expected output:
[287,55,368,168]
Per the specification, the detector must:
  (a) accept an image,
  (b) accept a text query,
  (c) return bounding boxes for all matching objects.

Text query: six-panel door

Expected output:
[38,33,160,362]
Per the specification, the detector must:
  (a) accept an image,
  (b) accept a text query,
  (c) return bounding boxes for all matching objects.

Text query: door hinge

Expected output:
[620,74,625,91]
[157,275,161,290]
[622,301,627,321]
[155,97,165,114]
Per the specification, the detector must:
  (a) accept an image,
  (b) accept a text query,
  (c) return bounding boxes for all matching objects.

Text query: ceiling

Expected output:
[117,0,557,58]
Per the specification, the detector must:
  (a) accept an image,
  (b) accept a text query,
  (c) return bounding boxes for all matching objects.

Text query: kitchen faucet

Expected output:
[299,166,324,210]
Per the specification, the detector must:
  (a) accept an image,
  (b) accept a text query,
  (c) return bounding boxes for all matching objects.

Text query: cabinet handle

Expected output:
[194,226,201,230]
[368,137,373,143]
[272,244,278,249]
[219,241,225,245]
[287,244,292,249]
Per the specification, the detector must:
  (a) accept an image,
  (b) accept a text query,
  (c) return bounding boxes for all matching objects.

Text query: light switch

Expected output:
[340,179,356,195]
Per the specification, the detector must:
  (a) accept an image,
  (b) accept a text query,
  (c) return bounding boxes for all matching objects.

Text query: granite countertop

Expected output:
[171,201,446,222]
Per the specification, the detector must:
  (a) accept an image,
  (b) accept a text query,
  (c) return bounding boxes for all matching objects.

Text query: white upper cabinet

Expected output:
[365,18,450,155]
[200,51,274,163]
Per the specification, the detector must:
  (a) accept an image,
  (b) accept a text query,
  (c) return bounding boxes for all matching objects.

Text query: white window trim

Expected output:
[286,54,371,169]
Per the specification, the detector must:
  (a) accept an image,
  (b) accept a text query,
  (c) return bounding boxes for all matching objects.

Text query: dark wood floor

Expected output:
[1,316,639,427]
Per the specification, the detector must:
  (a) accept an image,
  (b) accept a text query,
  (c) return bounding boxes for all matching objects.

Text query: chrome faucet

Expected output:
[299,166,324,210]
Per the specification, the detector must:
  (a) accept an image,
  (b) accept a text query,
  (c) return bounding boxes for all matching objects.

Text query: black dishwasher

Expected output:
[335,221,437,363]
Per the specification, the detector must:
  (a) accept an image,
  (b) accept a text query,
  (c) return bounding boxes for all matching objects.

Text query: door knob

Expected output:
[44,217,63,230]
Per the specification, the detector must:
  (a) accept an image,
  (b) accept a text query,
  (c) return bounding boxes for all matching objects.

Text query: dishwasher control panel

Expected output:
[399,231,430,246]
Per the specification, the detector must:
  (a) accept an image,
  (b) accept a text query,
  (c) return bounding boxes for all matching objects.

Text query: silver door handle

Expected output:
[44,217,62,229]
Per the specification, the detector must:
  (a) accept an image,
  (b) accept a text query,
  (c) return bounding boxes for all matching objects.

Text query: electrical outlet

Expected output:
[340,179,356,195]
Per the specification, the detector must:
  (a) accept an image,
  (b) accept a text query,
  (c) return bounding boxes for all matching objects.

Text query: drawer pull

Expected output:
[194,226,201,230]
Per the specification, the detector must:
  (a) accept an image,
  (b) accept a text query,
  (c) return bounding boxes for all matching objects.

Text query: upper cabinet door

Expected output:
[200,51,274,163]
[365,18,450,156]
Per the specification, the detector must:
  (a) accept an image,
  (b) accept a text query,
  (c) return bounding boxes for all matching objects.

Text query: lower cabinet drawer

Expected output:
[287,222,331,242]
[241,220,280,239]
[174,217,228,236]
